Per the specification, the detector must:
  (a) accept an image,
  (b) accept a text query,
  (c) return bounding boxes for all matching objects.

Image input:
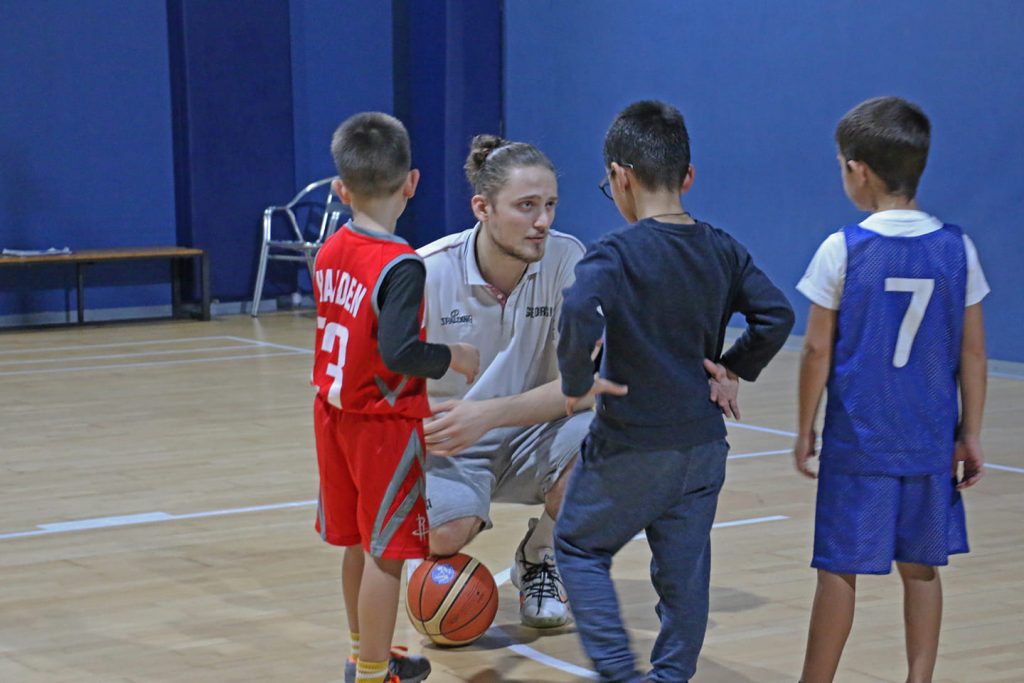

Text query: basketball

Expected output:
[406,553,499,646]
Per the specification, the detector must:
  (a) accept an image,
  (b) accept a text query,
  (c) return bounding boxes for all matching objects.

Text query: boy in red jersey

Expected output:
[313,112,479,683]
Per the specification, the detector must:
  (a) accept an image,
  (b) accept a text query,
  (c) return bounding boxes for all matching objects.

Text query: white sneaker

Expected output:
[510,518,570,628]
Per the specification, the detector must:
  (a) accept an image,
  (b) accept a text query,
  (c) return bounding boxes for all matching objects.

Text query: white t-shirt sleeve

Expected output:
[963,234,990,306]
[796,231,846,310]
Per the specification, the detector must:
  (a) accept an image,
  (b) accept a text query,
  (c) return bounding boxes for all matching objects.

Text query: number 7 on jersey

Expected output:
[884,277,934,368]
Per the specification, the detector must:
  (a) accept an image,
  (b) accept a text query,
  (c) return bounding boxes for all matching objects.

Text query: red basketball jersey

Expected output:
[312,224,430,418]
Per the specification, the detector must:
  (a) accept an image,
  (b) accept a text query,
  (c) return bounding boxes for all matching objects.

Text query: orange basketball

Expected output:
[406,553,498,646]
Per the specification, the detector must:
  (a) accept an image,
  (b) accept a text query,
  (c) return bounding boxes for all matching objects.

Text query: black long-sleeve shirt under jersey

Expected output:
[377,259,451,379]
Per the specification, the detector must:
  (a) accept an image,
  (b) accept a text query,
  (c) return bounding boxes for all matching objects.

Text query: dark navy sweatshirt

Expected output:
[558,218,795,450]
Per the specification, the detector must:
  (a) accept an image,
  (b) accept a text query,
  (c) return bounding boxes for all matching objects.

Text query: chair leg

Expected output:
[300,249,318,306]
[252,243,270,317]
[303,249,317,284]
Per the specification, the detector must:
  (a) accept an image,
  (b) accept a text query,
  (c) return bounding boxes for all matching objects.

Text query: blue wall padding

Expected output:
[504,1,1024,361]
[0,0,177,313]
[286,0,396,296]
[1,1,1019,361]
[393,0,502,247]
[290,0,395,187]
[167,0,297,302]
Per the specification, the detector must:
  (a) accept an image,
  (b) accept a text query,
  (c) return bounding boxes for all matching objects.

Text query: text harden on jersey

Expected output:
[316,268,368,318]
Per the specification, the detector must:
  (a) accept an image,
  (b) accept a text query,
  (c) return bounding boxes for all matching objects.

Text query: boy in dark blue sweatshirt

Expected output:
[554,100,795,683]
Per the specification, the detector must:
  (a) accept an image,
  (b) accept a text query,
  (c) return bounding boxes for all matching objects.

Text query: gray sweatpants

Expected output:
[424,412,593,529]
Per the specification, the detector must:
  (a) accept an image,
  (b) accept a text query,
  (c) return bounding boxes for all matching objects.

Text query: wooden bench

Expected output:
[0,246,210,324]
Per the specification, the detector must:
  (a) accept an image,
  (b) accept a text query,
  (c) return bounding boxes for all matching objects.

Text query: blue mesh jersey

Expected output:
[822,223,967,476]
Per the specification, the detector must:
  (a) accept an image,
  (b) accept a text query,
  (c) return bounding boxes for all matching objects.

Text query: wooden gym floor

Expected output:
[1,311,1021,682]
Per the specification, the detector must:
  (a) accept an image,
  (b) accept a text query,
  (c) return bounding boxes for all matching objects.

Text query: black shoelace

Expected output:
[519,558,565,602]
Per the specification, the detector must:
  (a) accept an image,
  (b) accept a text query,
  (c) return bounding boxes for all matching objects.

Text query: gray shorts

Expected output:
[425,412,593,529]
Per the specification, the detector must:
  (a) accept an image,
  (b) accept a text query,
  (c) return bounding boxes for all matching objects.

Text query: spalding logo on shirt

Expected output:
[440,309,473,326]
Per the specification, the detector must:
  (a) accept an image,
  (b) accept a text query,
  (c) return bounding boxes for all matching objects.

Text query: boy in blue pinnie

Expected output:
[554,100,795,683]
[793,96,989,683]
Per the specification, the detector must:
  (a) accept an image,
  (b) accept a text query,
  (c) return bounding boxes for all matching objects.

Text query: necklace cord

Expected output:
[643,211,692,221]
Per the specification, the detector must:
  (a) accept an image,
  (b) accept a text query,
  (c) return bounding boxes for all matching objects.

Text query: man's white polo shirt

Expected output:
[418,223,585,403]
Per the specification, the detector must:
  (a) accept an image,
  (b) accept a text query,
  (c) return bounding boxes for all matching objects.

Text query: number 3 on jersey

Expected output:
[318,317,349,407]
[884,277,934,368]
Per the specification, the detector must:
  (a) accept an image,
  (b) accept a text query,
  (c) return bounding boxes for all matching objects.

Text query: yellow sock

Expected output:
[355,658,388,682]
[349,631,360,661]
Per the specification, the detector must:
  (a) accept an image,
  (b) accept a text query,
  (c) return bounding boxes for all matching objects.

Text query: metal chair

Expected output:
[251,176,347,316]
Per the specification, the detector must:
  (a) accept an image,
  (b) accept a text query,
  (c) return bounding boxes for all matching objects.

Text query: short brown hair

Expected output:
[836,97,930,198]
[330,112,411,198]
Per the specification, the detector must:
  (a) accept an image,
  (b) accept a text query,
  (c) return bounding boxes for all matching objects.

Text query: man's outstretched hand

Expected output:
[424,398,496,457]
[565,376,628,416]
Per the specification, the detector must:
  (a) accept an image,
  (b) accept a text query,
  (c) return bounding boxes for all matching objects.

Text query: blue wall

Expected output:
[393,0,503,247]
[290,0,394,186]
[283,0,396,297]
[0,0,398,315]
[0,0,177,314]
[168,0,297,303]
[2,0,1018,360]
[504,1,1024,362]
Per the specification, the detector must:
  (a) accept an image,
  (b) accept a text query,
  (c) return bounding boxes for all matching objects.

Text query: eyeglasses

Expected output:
[598,162,634,200]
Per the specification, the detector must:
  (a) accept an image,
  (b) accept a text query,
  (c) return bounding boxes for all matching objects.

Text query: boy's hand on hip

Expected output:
[793,430,818,479]
[703,359,741,419]
[954,435,984,490]
[424,398,493,457]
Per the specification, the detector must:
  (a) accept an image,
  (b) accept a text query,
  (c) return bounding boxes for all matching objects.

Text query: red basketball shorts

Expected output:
[313,396,429,559]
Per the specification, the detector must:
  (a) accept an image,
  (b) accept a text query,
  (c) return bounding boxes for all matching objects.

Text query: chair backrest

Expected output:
[320,194,347,242]
[285,176,347,244]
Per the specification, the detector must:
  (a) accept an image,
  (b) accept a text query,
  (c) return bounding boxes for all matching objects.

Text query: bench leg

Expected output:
[76,263,85,323]
[171,259,182,318]
[200,252,211,321]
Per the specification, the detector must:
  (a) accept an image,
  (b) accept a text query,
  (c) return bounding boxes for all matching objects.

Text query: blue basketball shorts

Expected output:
[812,468,969,574]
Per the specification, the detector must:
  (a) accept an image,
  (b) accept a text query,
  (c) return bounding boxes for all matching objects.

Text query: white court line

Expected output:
[0,500,317,541]
[988,463,1024,474]
[0,335,243,356]
[0,451,791,542]
[493,568,511,586]
[4,446,1019,543]
[728,448,790,460]
[506,644,599,679]
[989,370,1024,381]
[222,336,313,354]
[494,514,788,679]
[0,344,260,367]
[725,421,797,437]
[725,423,1023,475]
[0,507,789,678]
[40,512,173,531]
[630,515,789,541]
[0,350,307,377]
[710,514,789,528]
[171,500,316,520]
